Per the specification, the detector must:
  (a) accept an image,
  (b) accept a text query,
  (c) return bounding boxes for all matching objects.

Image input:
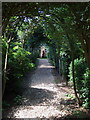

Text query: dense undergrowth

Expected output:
[2,39,38,109]
[69,58,90,109]
[48,48,90,110]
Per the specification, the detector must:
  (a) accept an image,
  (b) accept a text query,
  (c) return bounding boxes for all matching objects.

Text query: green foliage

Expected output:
[2,101,10,108]
[65,94,75,100]
[2,2,90,111]
[69,58,90,109]
[82,69,90,109]
[69,58,87,91]
[7,42,36,91]
[72,110,89,118]
[29,51,39,64]
[13,95,22,105]
[74,58,87,94]
[48,45,56,66]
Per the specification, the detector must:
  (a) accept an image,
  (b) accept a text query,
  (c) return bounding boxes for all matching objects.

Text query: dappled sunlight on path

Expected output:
[12,106,62,119]
[4,59,79,119]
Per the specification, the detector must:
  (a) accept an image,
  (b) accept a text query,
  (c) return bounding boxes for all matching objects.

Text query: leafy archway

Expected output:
[2,2,90,110]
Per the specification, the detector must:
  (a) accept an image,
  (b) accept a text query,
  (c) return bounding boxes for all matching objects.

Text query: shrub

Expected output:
[6,42,36,92]
[68,58,87,92]
[13,95,22,105]
[29,51,39,64]
[82,69,90,109]
[68,58,90,109]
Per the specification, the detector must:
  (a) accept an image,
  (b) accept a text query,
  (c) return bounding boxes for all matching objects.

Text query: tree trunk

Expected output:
[3,44,8,96]
[2,38,11,96]
[83,38,90,69]
[57,46,60,74]
[71,53,82,106]
[66,33,82,106]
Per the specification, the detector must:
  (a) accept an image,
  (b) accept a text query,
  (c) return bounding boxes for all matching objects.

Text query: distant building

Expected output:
[40,46,46,58]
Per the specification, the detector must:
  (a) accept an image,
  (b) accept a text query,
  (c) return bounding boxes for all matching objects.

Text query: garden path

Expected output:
[5,59,88,119]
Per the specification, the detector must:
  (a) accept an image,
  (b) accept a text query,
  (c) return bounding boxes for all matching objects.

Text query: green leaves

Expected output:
[4,40,36,94]
[13,95,22,105]
[2,101,10,109]
[13,46,19,50]
[68,58,90,109]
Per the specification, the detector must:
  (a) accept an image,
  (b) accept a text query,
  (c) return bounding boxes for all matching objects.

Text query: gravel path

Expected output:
[5,59,77,119]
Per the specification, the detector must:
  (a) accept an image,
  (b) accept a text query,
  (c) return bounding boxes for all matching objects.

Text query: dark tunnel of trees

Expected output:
[1,2,90,112]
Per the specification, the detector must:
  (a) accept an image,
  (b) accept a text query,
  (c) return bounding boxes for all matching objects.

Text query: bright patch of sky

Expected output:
[46,15,50,17]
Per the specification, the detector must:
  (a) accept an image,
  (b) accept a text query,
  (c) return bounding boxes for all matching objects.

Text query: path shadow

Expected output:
[22,87,56,106]
[60,98,76,105]
[55,111,90,119]
[2,88,56,118]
